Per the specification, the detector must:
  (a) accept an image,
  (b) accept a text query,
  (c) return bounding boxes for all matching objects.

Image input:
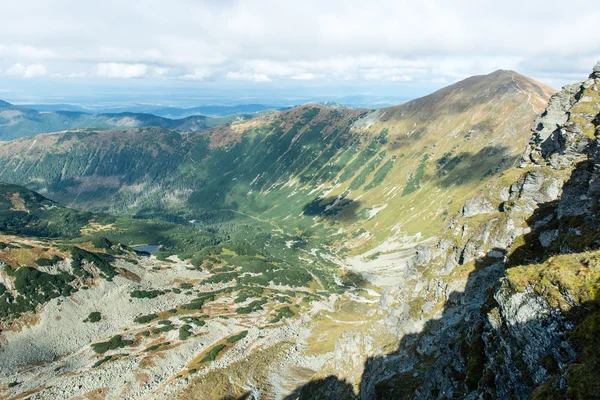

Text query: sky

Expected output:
[0,0,599,107]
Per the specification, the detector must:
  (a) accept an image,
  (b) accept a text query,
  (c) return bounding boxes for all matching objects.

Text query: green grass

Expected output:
[402,153,429,196]
[364,157,395,190]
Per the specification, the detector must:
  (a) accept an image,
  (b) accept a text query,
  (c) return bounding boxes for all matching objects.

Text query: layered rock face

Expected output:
[307,63,600,399]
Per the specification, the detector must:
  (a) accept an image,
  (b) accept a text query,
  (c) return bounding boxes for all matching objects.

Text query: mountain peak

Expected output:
[385,69,556,118]
[591,61,600,79]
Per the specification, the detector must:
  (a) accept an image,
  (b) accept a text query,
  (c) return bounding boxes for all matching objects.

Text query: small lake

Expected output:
[133,244,161,253]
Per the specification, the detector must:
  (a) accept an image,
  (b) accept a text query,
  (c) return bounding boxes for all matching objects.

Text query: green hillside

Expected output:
[0,70,554,253]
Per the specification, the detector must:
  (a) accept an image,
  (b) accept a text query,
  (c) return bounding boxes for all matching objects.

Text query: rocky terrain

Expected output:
[3,63,600,399]
[282,62,600,399]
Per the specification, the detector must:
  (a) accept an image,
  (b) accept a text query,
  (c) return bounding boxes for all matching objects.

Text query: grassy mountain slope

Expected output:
[0,69,565,399]
[0,70,554,253]
[0,101,243,140]
[277,63,600,400]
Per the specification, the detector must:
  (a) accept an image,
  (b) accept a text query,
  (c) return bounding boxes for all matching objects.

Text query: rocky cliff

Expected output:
[287,63,600,399]
[372,62,600,399]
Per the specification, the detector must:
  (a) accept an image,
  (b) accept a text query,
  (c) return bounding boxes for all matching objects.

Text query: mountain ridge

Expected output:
[5,65,596,399]
[0,69,553,255]
[0,100,250,141]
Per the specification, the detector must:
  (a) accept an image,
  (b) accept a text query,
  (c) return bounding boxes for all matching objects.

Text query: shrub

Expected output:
[91,335,133,354]
[70,246,116,279]
[271,306,294,323]
[92,237,113,249]
[130,289,165,299]
[179,324,193,340]
[134,313,158,324]
[201,344,226,363]
[145,342,169,352]
[181,316,205,327]
[226,330,248,344]
[35,255,64,267]
[93,355,112,368]
[151,325,176,335]
[85,311,102,323]
[236,299,267,314]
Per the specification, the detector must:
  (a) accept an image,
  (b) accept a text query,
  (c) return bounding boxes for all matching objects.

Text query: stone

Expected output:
[462,193,495,217]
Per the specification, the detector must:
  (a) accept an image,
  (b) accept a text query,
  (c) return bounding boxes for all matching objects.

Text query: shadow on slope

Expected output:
[302,196,362,222]
[435,145,519,188]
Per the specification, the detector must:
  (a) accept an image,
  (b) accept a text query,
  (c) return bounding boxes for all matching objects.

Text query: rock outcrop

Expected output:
[366,61,600,399]
[293,62,600,399]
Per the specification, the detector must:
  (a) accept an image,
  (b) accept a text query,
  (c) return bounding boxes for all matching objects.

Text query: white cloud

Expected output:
[226,71,271,82]
[0,0,597,86]
[153,67,169,77]
[291,73,322,80]
[179,68,212,81]
[388,75,413,82]
[6,63,47,78]
[15,45,56,59]
[96,63,148,78]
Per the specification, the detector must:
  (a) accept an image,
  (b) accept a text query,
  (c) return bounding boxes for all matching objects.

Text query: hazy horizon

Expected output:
[1,0,598,109]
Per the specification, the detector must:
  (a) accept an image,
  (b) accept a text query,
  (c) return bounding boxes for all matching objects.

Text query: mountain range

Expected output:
[0,100,257,141]
[1,64,599,399]
[19,103,283,119]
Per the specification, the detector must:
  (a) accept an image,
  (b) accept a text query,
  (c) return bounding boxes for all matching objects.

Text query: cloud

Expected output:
[15,45,56,59]
[0,0,597,87]
[226,71,271,82]
[96,63,148,78]
[0,44,56,59]
[179,68,212,81]
[291,73,322,80]
[6,63,47,78]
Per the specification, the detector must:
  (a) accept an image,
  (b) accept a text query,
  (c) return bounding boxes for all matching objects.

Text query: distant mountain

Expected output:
[21,103,282,118]
[0,70,554,246]
[0,101,245,140]
[143,104,281,118]
[17,103,92,113]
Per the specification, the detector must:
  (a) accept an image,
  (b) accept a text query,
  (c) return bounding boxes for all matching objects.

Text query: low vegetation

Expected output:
[91,335,133,354]
[84,311,102,323]
[225,330,248,344]
[201,344,227,363]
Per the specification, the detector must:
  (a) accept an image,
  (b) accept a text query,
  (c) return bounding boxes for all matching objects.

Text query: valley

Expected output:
[1,63,600,399]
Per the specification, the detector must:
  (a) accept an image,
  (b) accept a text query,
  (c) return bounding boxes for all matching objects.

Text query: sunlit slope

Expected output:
[0,70,554,251]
